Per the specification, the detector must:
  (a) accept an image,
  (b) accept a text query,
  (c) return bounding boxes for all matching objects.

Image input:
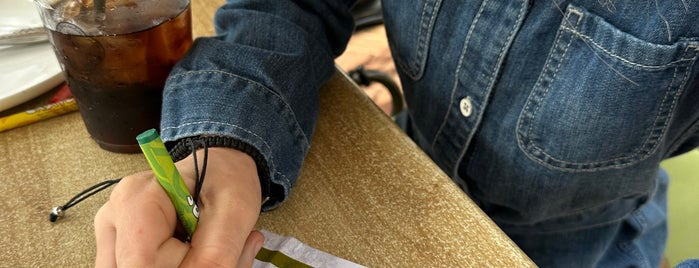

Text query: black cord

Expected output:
[49,178,122,222]
[49,139,209,223]
[190,139,208,207]
[349,66,404,115]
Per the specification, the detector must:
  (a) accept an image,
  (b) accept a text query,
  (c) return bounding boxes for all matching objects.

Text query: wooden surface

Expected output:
[0,0,535,266]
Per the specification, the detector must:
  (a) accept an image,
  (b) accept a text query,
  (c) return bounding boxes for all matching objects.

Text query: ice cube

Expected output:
[105,0,138,10]
[60,0,82,20]
[79,0,94,9]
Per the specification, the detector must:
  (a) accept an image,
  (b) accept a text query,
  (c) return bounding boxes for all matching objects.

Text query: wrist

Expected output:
[168,135,271,203]
[176,147,263,208]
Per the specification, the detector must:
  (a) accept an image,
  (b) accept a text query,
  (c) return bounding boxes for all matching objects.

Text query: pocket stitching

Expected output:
[528,66,680,168]
[561,26,696,69]
[517,7,697,172]
[517,8,583,169]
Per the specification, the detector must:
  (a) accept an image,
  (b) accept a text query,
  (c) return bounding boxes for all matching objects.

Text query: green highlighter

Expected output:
[137,129,199,237]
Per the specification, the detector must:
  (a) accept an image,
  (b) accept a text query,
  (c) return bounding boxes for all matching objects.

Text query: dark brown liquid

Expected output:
[48,5,192,153]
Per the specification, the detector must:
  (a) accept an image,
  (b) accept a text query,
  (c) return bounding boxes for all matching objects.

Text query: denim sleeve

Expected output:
[159,0,355,209]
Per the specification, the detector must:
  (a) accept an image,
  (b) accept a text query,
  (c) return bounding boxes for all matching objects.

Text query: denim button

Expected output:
[459,97,473,117]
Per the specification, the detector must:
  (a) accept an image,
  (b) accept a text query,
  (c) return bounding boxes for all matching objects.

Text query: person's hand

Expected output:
[94,147,264,267]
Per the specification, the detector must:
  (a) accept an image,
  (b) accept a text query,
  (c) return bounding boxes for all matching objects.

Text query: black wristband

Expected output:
[168,136,271,202]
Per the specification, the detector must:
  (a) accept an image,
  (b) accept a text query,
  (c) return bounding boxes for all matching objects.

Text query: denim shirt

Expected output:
[160,0,699,266]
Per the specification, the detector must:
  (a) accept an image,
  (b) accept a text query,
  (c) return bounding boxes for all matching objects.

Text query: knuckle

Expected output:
[93,202,110,226]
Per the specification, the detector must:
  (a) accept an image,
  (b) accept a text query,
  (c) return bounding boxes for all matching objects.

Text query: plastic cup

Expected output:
[34,0,192,153]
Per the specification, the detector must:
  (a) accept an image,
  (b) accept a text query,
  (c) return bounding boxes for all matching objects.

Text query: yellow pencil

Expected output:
[0,98,78,132]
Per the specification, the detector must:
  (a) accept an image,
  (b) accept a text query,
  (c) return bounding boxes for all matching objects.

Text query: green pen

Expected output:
[137,128,199,237]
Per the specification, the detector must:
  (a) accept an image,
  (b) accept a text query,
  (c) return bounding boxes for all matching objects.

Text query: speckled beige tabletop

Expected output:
[0,0,535,266]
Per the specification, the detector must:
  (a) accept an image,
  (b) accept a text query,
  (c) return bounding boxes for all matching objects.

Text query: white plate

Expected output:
[0,0,63,112]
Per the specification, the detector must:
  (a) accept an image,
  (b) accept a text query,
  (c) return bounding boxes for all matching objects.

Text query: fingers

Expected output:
[179,148,263,267]
[94,148,265,268]
[94,202,117,268]
[178,181,261,267]
[113,178,178,266]
[179,230,264,268]
[95,172,185,267]
[156,237,191,267]
[95,200,190,268]
[236,230,265,268]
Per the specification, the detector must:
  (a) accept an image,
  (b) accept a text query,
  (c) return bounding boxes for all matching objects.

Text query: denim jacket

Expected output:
[160,0,699,266]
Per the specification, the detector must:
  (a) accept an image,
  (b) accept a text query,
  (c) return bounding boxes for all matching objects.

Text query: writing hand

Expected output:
[94,148,264,267]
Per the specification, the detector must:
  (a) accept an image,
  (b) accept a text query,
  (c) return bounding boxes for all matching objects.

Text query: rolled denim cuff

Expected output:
[160,66,313,211]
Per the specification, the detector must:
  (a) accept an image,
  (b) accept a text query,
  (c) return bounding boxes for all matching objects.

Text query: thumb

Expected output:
[236,231,265,268]
[177,148,262,267]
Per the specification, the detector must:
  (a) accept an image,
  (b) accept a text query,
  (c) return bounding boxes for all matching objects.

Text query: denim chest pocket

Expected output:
[383,0,443,80]
[516,5,699,172]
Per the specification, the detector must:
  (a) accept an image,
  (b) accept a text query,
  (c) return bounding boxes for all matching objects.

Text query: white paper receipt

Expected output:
[254,229,367,268]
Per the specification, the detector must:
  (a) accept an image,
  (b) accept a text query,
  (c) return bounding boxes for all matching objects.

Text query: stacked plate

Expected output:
[0,0,63,112]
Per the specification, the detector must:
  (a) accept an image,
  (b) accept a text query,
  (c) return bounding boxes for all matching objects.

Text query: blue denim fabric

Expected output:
[160,0,699,266]
[160,0,355,208]
[389,1,699,267]
[677,260,699,268]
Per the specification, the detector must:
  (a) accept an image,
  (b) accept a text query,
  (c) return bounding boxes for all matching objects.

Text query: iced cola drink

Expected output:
[35,0,192,153]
